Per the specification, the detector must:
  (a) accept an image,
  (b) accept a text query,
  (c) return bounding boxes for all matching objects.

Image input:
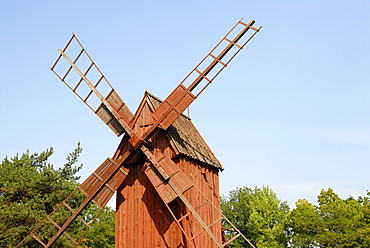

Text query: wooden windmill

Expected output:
[17,19,261,248]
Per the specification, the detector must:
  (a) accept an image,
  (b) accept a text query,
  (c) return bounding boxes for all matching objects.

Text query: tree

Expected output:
[289,188,370,247]
[221,186,290,248]
[354,191,370,246]
[0,144,115,247]
[83,205,116,248]
[289,199,322,247]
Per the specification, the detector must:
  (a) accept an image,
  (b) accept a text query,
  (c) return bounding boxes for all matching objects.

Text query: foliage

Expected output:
[83,205,116,248]
[0,144,116,247]
[222,186,370,248]
[287,199,320,247]
[221,186,290,248]
[289,188,370,247]
[3,144,369,248]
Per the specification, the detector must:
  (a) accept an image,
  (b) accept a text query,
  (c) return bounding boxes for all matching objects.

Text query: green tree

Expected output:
[289,199,322,247]
[221,186,290,248]
[83,205,116,248]
[354,191,370,246]
[0,144,116,247]
[289,188,370,247]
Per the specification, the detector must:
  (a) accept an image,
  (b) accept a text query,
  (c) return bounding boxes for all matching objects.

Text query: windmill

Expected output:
[17,19,261,248]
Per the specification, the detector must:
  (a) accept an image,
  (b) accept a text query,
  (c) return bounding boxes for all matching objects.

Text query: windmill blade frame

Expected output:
[146,19,261,132]
[50,33,134,137]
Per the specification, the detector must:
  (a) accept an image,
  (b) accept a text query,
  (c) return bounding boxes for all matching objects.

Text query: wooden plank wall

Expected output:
[115,162,183,247]
[114,96,222,247]
[178,156,222,248]
[115,158,221,248]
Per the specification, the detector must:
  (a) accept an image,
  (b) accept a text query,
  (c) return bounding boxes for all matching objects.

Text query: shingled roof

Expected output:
[146,92,224,171]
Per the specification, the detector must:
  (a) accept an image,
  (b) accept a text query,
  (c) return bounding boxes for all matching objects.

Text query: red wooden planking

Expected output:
[78,158,129,209]
[79,159,121,199]
[115,184,122,247]
[174,92,195,114]
[156,89,196,130]
[145,164,177,203]
[114,92,224,247]
[164,84,187,106]
[152,99,170,122]
[178,157,223,247]
[158,109,180,130]
[144,155,194,204]
[152,85,186,124]
[116,161,218,247]
[95,170,127,208]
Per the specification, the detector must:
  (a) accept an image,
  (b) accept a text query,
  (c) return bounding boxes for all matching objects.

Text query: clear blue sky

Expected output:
[1,1,369,208]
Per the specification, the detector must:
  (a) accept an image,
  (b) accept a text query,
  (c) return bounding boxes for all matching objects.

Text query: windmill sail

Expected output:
[50,33,134,136]
[149,19,261,131]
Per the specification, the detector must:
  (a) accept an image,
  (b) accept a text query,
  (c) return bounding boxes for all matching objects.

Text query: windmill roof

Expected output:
[145,91,224,171]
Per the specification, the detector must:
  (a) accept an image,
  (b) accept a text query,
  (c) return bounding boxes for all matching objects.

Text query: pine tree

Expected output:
[0,144,115,247]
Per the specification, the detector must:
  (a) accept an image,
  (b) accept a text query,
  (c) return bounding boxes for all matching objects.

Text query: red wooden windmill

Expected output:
[17,19,261,248]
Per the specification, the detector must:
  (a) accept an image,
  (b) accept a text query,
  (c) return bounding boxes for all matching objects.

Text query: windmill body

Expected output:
[16,19,261,248]
[114,93,223,247]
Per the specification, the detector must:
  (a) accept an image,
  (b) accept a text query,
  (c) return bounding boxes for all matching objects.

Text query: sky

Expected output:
[0,1,369,208]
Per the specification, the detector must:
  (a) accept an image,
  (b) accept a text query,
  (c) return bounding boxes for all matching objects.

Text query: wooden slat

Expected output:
[177,200,208,223]
[79,158,128,209]
[96,103,125,136]
[46,216,78,245]
[106,90,133,125]
[224,37,242,48]
[79,158,115,196]
[62,232,78,245]
[142,147,193,204]
[30,233,47,247]
[144,164,177,203]
[222,233,241,247]
[209,53,227,66]
[62,202,91,228]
